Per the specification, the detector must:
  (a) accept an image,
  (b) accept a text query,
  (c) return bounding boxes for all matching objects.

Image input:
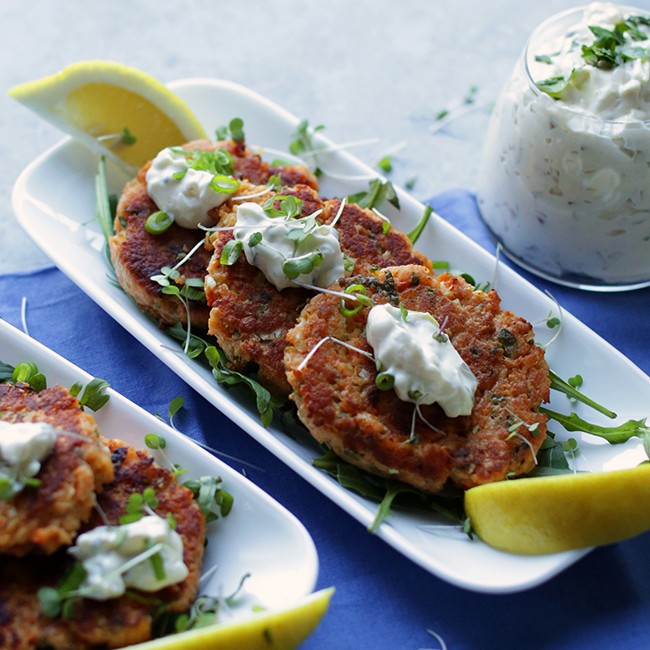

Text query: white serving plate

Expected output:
[0,318,318,613]
[12,78,650,594]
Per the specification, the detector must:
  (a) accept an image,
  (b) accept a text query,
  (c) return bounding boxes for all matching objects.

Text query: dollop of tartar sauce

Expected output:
[366,304,477,418]
[477,2,650,286]
[145,148,232,229]
[233,201,345,291]
[68,515,188,600]
[0,421,56,492]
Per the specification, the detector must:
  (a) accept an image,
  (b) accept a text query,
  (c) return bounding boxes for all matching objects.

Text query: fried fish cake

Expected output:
[205,189,432,395]
[0,438,207,650]
[284,265,551,492]
[109,139,317,329]
[0,383,114,556]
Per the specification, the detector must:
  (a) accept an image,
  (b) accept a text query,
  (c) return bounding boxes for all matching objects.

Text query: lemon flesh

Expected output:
[127,588,333,650]
[465,464,650,555]
[8,61,206,173]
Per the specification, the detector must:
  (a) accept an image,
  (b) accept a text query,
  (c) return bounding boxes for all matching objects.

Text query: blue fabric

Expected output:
[1,190,650,650]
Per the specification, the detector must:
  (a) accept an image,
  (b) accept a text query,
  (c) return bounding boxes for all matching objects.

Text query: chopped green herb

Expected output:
[375,372,394,391]
[120,126,137,146]
[535,54,554,64]
[145,211,174,235]
[377,156,393,173]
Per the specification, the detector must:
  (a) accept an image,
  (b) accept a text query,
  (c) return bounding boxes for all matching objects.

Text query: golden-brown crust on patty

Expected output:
[0,383,114,556]
[284,265,550,492]
[0,439,207,650]
[109,139,317,328]
[205,188,432,395]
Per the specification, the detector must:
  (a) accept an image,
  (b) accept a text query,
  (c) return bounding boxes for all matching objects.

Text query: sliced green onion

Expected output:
[145,211,174,235]
[375,372,395,390]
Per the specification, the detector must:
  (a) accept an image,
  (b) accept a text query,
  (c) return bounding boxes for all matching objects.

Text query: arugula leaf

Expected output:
[540,407,650,446]
[165,322,208,359]
[407,205,433,245]
[368,481,418,533]
[548,370,616,418]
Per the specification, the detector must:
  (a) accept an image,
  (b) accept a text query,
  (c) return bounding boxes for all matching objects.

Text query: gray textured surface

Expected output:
[5,0,649,273]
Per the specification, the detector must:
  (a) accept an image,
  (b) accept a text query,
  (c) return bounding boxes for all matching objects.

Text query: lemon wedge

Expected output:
[128,588,333,650]
[465,464,650,555]
[8,61,206,174]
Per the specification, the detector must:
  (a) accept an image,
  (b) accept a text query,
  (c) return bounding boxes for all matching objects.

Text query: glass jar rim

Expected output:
[522,3,650,127]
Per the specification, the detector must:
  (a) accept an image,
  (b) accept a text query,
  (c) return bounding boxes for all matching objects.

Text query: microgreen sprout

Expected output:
[21,296,29,337]
[94,156,116,267]
[372,207,391,235]
[405,177,417,190]
[347,178,400,211]
[263,194,303,218]
[537,291,564,349]
[12,361,46,391]
[562,437,579,475]
[183,475,233,523]
[330,197,347,228]
[421,629,449,650]
[144,433,187,477]
[97,126,137,147]
[296,336,376,373]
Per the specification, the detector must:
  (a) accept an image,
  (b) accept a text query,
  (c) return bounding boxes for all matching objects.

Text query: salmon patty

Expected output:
[284,265,550,493]
[0,438,207,650]
[205,187,432,395]
[110,138,317,329]
[0,383,114,556]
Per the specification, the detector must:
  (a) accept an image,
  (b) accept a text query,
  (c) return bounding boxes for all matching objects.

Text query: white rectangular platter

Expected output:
[12,77,650,593]
[0,318,318,613]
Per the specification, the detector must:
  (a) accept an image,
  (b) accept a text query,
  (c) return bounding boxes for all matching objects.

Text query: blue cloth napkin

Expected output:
[1,189,650,650]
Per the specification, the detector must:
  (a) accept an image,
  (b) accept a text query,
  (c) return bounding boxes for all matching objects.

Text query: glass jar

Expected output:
[476,5,650,291]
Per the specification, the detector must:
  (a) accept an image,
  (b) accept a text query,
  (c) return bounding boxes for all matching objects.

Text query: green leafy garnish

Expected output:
[535,54,554,64]
[120,126,137,145]
[405,177,416,190]
[407,205,433,245]
[78,378,110,412]
[183,475,233,523]
[263,194,303,218]
[541,407,650,454]
[312,447,466,532]
[548,370,616,418]
[282,251,324,280]
[38,562,88,619]
[11,361,46,391]
[165,323,207,359]
[536,75,573,99]
[377,156,392,173]
[204,346,281,427]
[347,178,400,211]
[94,156,116,267]
[220,239,243,266]
[145,211,174,235]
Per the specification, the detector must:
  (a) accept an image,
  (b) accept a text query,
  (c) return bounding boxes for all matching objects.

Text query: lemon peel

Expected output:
[8,61,206,174]
[465,464,650,555]
[127,587,334,650]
